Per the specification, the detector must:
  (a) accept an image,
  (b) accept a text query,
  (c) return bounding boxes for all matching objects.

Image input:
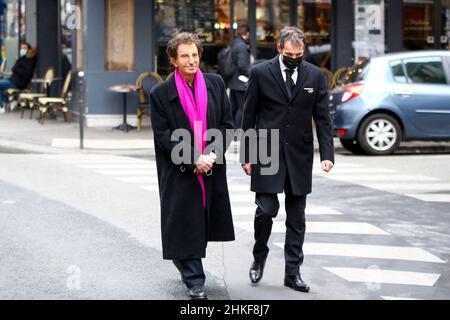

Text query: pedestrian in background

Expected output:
[229,24,251,130]
[149,32,235,300]
[0,42,37,112]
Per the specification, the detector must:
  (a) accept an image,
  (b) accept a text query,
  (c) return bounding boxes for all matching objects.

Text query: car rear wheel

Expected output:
[339,139,364,154]
[358,114,402,155]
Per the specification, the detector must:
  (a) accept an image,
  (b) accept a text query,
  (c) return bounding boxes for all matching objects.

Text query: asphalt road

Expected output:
[0,146,449,300]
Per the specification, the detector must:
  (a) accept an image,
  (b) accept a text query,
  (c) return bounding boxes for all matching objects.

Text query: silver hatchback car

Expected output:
[330,51,450,155]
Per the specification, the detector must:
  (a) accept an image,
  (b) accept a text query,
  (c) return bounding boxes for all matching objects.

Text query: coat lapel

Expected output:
[268,56,290,102]
[290,62,309,102]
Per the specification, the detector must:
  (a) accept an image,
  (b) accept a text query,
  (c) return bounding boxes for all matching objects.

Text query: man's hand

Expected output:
[322,160,334,173]
[242,163,252,176]
[195,155,214,174]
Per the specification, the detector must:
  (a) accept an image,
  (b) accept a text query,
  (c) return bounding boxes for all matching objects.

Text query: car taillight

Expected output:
[341,83,364,103]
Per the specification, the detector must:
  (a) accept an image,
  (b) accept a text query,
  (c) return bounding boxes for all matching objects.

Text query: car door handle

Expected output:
[394,90,413,96]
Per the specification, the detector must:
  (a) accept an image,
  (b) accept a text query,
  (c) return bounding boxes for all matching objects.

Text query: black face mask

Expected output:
[283,55,303,70]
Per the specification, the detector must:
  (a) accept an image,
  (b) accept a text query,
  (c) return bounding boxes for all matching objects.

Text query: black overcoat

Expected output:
[150,73,235,260]
[242,56,335,196]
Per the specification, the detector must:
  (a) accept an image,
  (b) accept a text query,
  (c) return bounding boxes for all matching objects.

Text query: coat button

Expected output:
[180,166,186,173]
[285,124,291,128]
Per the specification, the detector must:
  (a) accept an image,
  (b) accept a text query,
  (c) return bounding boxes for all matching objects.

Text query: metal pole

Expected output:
[78,71,85,149]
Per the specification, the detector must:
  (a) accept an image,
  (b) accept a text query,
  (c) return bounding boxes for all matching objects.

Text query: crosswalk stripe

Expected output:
[355,183,450,191]
[95,170,157,176]
[235,221,389,235]
[232,206,343,216]
[325,174,439,182]
[141,186,159,192]
[61,159,152,164]
[323,267,441,287]
[77,164,156,169]
[315,168,397,174]
[116,177,159,183]
[273,243,445,263]
[407,194,450,203]
[381,296,422,301]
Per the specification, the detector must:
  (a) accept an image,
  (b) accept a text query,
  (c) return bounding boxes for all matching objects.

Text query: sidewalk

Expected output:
[0,111,344,156]
[0,111,155,156]
[2,110,448,156]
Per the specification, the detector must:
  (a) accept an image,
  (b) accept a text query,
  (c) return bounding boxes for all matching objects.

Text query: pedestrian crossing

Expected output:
[45,153,448,300]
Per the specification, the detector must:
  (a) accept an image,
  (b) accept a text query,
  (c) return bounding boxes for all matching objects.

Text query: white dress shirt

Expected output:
[279,54,299,85]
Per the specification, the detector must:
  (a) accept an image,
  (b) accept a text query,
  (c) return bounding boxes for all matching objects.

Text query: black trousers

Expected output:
[253,174,307,277]
[173,259,206,289]
[230,90,245,130]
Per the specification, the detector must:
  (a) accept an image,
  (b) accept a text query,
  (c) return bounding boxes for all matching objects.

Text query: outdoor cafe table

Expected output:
[107,83,137,132]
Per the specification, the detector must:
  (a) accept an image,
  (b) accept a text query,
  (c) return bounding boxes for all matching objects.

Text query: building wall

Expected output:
[74,0,154,127]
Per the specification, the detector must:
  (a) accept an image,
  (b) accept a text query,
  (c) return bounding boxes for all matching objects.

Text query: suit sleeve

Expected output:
[150,91,196,173]
[313,72,335,164]
[206,77,234,162]
[236,44,250,76]
[241,68,260,163]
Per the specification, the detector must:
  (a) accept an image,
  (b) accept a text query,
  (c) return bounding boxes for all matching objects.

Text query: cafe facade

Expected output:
[3,0,449,127]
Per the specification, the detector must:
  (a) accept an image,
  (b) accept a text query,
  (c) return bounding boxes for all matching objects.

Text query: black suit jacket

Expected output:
[242,56,335,196]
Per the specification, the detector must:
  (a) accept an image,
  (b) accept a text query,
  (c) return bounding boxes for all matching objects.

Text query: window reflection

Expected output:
[403,0,435,50]
[154,0,232,77]
[298,0,331,69]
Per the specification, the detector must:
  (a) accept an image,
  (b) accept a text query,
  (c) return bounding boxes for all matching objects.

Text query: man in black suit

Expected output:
[241,26,335,293]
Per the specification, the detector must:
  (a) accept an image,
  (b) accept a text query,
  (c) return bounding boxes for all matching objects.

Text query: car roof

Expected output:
[372,50,450,63]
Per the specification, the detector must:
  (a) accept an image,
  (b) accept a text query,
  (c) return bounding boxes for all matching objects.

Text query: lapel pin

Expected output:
[304,88,314,94]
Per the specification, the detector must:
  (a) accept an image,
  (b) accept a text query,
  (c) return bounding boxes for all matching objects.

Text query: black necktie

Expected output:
[285,69,295,99]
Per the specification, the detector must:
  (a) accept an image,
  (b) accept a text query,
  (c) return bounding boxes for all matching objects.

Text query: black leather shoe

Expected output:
[284,275,310,293]
[249,260,266,284]
[173,261,185,284]
[188,286,208,300]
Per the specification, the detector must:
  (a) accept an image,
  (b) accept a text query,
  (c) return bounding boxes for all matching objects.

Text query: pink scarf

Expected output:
[174,69,208,208]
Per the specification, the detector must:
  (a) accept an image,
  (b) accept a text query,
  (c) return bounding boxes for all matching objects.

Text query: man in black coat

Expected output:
[229,24,251,130]
[150,33,235,300]
[241,26,335,293]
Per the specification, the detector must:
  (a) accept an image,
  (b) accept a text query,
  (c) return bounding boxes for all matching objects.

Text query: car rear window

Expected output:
[342,59,370,84]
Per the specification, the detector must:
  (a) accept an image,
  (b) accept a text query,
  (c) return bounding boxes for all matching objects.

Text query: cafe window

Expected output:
[154,0,231,76]
[60,0,75,76]
[255,0,290,60]
[234,0,248,33]
[105,0,135,71]
[256,0,290,44]
[1,0,25,72]
[403,0,434,50]
[442,0,450,50]
[297,0,331,69]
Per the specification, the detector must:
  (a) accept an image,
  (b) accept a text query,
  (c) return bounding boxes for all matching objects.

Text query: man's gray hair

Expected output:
[279,26,305,48]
